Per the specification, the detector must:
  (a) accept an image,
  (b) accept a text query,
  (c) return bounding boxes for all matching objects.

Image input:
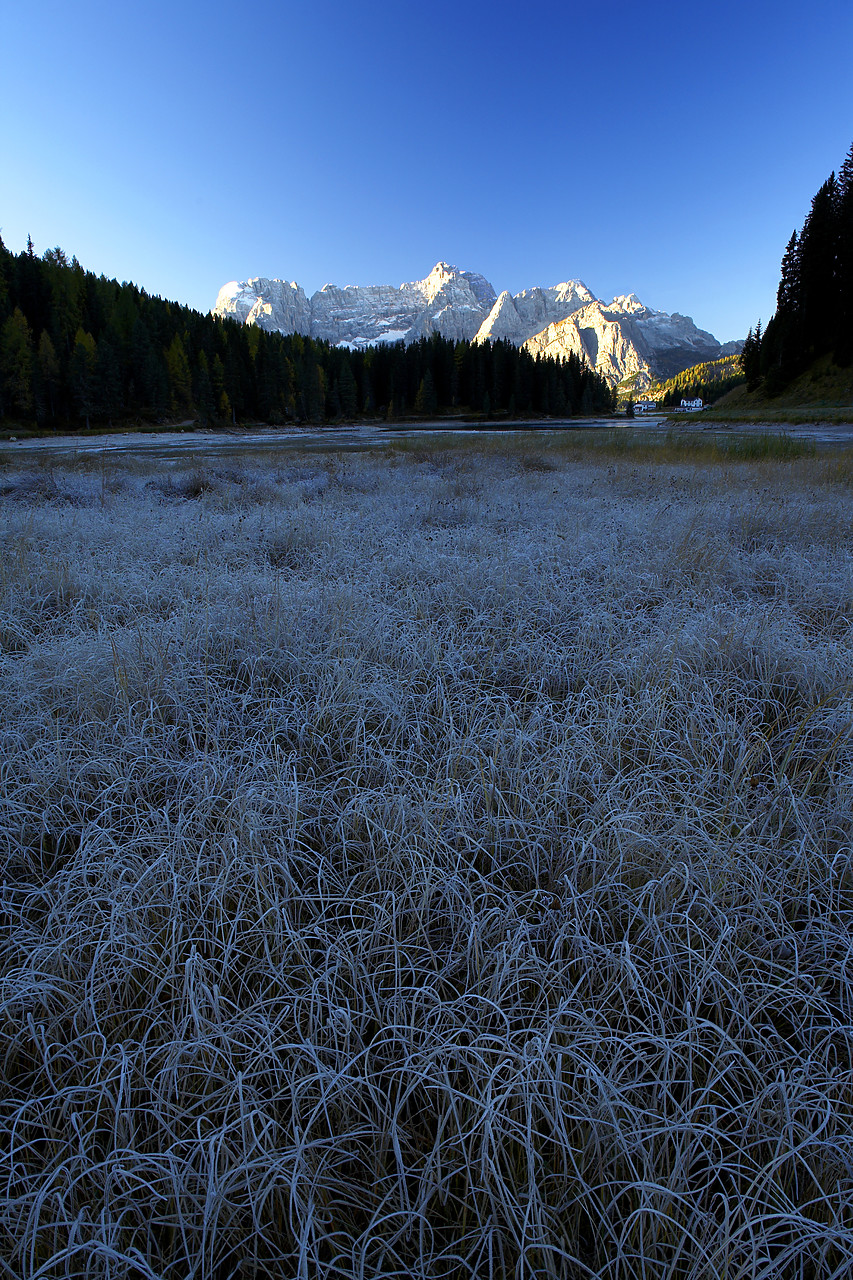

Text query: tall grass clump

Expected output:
[720,432,818,461]
[1,443,852,1279]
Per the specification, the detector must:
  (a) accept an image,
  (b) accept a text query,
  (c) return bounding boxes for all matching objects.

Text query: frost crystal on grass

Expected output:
[1,435,852,1279]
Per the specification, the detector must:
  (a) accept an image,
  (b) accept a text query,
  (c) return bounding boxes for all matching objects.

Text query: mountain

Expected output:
[214,263,497,349]
[472,281,597,345]
[214,277,312,335]
[212,263,739,387]
[523,296,737,390]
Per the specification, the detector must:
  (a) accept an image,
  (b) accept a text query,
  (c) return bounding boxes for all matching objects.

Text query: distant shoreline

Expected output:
[3,414,853,456]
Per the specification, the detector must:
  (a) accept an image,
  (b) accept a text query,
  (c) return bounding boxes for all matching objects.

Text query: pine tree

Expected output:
[776,232,802,315]
[740,325,762,390]
[358,364,374,415]
[42,246,70,269]
[165,334,192,415]
[0,308,35,418]
[0,234,10,326]
[194,351,216,425]
[414,369,437,415]
[798,173,840,358]
[743,140,853,385]
[305,362,325,423]
[69,328,98,428]
[210,355,227,422]
[338,358,358,418]
[836,141,853,363]
[96,336,123,420]
[37,331,60,420]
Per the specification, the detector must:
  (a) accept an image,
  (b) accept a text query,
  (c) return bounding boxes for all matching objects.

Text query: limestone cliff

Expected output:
[213,278,312,336]
[212,263,738,386]
[473,281,596,346]
[523,297,731,389]
[213,263,496,348]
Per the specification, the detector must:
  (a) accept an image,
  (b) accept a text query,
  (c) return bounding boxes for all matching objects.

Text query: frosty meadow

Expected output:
[1,432,852,1279]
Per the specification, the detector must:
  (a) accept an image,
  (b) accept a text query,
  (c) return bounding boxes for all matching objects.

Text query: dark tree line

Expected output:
[742,140,853,394]
[0,237,615,429]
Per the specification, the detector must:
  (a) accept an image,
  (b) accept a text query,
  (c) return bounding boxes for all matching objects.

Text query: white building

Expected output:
[680,398,704,411]
[634,400,657,414]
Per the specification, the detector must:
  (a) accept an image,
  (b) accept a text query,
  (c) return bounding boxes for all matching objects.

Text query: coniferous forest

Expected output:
[645,355,745,407]
[0,237,615,430]
[741,140,853,394]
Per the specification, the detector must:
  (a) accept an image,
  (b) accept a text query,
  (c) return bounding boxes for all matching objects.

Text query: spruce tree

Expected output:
[37,331,60,420]
[165,334,192,415]
[836,142,853,363]
[338,358,358,418]
[0,308,35,418]
[414,369,437,415]
[797,174,840,358]
[69,328,98,428]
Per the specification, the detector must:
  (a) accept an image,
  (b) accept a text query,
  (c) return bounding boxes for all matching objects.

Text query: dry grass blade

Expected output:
[1,440,852,1278]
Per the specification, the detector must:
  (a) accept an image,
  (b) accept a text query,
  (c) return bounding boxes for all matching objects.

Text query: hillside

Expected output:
[623,354,745,407]
[702,353,853,421]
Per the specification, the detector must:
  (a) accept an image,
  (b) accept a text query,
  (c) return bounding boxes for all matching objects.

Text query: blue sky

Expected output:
[3,0,851,342]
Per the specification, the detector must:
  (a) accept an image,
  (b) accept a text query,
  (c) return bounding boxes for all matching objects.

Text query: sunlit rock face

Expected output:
[212,263,738,383]
[473,281,596,346]
[213,278,312,335]
[523,298,730,388]
[524,302,653,386]
[608,296,726,378]
[406,263,498,342]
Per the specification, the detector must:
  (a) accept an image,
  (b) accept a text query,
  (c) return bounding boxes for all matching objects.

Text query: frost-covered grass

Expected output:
[1,441,853,1279]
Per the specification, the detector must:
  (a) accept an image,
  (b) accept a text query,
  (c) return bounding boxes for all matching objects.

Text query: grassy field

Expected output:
[1,437,852,1279]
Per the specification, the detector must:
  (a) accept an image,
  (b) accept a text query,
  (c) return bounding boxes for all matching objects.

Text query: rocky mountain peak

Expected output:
[476,291,522,342]
[607,293,649,315]
[212,263,738,387]
[416,262,463,303]
[473,279,597,347]
[459,270,499,309]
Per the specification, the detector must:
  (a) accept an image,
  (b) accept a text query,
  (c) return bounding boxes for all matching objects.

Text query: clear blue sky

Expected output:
[3,0,852,342]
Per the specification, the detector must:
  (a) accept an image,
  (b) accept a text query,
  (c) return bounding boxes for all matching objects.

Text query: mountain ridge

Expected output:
[213,262,740,388]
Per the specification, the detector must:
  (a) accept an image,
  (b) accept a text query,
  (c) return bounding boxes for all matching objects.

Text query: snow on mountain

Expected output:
[213,277,312,335]
[214,263,496,348]
[212,263,737,386]
[402,262,498,342]
[310,282,425,346]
